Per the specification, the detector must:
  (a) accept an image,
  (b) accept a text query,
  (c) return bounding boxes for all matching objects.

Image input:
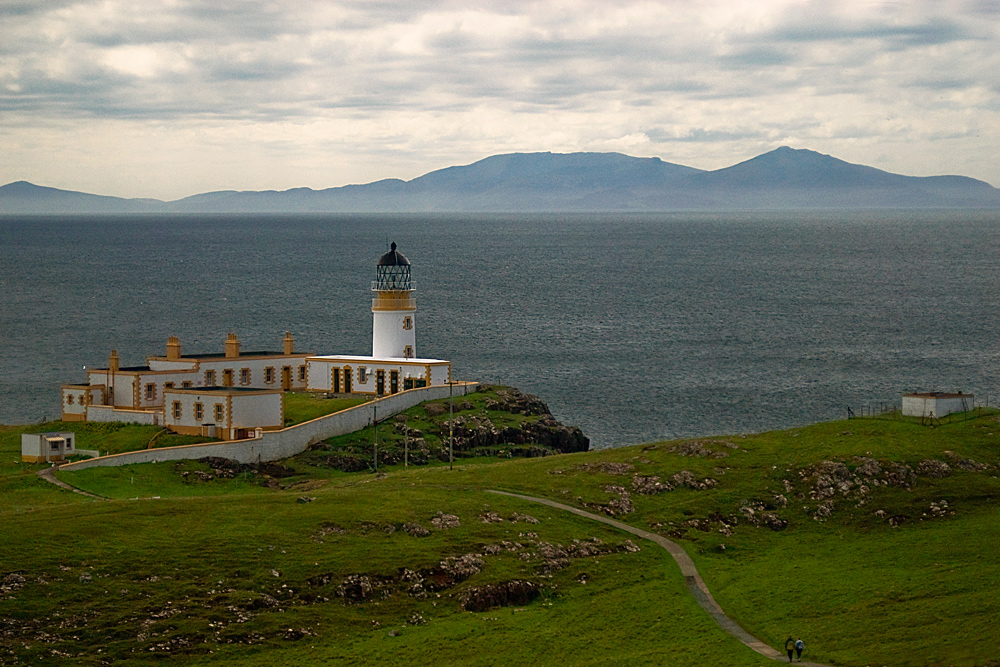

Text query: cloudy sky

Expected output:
[2,0,999,200]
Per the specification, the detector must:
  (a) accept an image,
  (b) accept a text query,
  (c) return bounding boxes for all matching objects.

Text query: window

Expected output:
[205,369,216,385]
[298,365,307,381]
[265,367,276,384]
[66,394,75,405]
[239,368,250,385]
[403,316,413,331]
[164,382,175,390]
[172,401,182,419]
[182,381,193,388]
[403,345,414,359]
[358,367,367,383]
[214,403,225,423]
[145,383,156,401]
[194,402,204,420]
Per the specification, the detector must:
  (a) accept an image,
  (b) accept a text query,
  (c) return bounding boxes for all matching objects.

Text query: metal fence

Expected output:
[847,399,997,425]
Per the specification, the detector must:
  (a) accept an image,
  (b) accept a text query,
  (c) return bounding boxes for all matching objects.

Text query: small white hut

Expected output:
[902,392,974,418]
[21,432,76,463]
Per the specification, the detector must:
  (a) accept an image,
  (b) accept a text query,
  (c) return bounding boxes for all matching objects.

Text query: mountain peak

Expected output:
[1,180,45,192]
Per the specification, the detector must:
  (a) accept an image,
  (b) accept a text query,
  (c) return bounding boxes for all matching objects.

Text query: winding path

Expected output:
[36,465,104,499]
[488,490,830,666]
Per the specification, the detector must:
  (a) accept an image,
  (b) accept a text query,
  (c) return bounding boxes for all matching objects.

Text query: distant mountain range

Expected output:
[3,147,999,214]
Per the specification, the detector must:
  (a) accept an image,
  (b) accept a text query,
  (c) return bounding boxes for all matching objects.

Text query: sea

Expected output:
[2,210,999,449]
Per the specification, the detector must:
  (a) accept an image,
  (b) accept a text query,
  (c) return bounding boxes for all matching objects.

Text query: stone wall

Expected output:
[60,383,476,471]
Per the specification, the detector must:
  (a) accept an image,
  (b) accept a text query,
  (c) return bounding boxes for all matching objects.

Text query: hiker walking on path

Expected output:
[795,638,805,660]
[785,637,795,662]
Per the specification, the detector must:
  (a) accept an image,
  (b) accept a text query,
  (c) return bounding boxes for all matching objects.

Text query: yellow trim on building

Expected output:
[372,290,416,312]
[21,454,61,463]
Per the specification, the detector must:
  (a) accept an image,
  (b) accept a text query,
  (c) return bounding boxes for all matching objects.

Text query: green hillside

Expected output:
[3,403,999,666]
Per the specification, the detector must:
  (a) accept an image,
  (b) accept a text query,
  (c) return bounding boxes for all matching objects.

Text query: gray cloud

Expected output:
[717,47,796,69]
[767,21,976,47]
[1,0,999,198]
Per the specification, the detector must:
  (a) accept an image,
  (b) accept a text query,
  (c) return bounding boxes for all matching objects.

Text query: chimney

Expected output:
[283,331,295,355]
[225,333,241,359]
[166,336,182,360]
[108,349,120,372]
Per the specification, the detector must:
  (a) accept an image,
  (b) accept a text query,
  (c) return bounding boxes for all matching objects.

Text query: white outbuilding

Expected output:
[21,432,76,463]
[902,392,974,418]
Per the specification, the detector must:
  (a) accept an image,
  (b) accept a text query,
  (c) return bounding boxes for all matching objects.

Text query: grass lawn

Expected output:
[282,393,369,426]
[4,408,1000,666]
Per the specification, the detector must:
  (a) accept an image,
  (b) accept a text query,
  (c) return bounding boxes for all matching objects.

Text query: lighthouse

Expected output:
[61,241,455,428]
[372,242,416,359]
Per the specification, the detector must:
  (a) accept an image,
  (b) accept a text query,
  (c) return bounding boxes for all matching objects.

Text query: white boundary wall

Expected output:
[87,405,161,425]
[60,382,476,471]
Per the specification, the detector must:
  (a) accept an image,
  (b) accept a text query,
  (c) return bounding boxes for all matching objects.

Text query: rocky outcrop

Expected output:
[439,413,589,455]
[178,457,300,485]
[917,459,952,478]
[435,387,589,455]
[577,461,634,475]
[942,451,992,472]
[430,512,461,530]
[402,523,430,537]
[460,580,539,612]
[337,575,375,601]
[669,440,737,458]
[310,386,589,473]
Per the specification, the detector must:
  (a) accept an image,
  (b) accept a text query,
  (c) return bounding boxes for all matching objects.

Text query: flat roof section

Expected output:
[150,351,311,360]
[164,386,282,395]
[309,355,450,364]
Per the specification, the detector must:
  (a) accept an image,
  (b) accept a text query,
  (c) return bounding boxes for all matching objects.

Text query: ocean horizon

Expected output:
[2,210,999,448]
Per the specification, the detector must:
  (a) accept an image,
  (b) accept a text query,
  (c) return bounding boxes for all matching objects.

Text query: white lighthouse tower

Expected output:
[372,242,416,359]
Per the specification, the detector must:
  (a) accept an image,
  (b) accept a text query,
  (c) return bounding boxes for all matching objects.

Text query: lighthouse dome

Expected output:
[377,242,410,267]
[373,242,413,291]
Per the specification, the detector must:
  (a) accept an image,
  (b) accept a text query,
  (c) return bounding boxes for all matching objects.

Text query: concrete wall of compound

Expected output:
[60,382,476,471]
[86,405,161,425]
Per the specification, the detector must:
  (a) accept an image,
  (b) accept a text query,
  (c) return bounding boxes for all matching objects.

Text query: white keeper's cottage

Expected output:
[60,243,452,439]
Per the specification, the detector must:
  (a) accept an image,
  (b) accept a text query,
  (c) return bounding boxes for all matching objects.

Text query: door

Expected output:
[223,369,233,387]
[390,370,399,394]
[376,369,385,396]
[343,368,353,393]
[282,366,291,391]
